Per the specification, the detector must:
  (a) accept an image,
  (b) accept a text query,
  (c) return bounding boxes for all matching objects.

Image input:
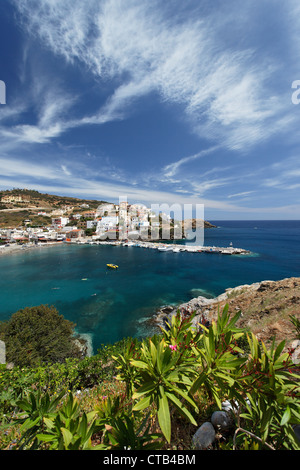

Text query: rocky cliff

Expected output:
[154,277,300,353]
[183,218,216,229]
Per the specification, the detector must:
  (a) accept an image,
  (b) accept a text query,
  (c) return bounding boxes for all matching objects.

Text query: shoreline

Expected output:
[151,277,300,354]
[152,281,264,330]
[0,241,64,257]
[71,238,251,255]
[0,238,251,258]
[0,239,299,355]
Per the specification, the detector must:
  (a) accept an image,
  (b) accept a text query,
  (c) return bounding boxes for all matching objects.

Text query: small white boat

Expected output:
[220,249,232,255]
[158,246,173,251]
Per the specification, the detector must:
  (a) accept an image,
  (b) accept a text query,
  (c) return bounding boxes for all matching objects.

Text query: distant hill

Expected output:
[0,189,217,230]
[183,218,216,229]
[0,188,108,210]
[0,189,109,228]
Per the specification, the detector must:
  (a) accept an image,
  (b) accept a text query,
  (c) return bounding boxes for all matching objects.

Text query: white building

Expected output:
[96,203,116,217]
[87,220,98,229]
[96,216,119,233]
[51,217,69,229]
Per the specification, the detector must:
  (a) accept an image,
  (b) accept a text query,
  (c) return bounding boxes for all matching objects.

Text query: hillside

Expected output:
[0,189,108,228]
[0,188,107,211]
[0,189,217,230]
[183,218,216,229]
[155,277,300,350]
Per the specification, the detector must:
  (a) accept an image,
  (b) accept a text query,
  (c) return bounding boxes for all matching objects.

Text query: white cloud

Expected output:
[0,72,78,144]
[11,0,296,151]
[0,154,242,211]
[2,0,299,220]
[1,154,299,218]
[228,191,255,199]
[261,155,300,192]
[163,146,220,179]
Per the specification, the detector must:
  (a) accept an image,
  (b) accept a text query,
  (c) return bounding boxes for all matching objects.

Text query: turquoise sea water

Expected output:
[0,220,299,353]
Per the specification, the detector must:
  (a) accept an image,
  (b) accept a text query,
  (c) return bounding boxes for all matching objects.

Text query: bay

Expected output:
[0,220,299,353]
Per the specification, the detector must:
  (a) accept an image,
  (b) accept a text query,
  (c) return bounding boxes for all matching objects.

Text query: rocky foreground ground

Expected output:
[154,277,300,355]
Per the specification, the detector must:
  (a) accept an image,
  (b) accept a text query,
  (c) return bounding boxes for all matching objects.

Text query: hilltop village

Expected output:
[0,189,252,255]
[0,189,215,246]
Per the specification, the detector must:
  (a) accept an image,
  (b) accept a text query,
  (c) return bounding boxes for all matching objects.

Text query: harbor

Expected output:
[79,239,251,255]
[0,237,251,257]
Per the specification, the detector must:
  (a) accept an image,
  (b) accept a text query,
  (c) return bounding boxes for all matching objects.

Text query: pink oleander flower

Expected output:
[169,344,177,351]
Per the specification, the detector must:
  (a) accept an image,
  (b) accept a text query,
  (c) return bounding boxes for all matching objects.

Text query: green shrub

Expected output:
[0,305,84,367]
[2,304,299,450]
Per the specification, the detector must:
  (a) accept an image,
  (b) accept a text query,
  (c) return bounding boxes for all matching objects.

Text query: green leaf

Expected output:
[165,392,197,426]
[281,406,291,426]
[149,340,157,367]
[133,395,152,411]
[227,310,242,330]
[211,388,222,409]
[37,433,55,443]
[79,412,87,437]
[130,360,148,370]
[190,370,207,395]
[16,399,32,412]
[157,388,171,443]
[43,417,55,429]
[171,385,198,412]
[215,371,235,387]
[132,381,156,399]
[20,416,40,432]
[274,340,286,363]
[208,327,215,359]
[61,427,73,448]
[86,411,98,422]
[161,346,173,373]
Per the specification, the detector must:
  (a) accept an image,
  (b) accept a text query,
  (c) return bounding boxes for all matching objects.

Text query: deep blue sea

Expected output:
[0,220,299,353]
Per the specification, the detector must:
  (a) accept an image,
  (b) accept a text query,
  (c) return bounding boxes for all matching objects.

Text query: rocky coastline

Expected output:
[152,277,300,357]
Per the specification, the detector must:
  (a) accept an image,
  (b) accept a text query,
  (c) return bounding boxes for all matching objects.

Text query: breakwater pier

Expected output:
[0,239,250,257]
[83,239,250,255]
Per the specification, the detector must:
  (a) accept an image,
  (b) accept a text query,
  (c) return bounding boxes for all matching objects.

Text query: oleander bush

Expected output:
[0,305,299,450]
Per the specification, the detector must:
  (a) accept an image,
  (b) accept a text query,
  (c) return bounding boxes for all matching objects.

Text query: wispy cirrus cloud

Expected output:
[263,164,300,192]
[1,152,299,218]
[0,72,78,144]
[0,154,241,211]
[10,0,296,151]
[1,0,299,219]
[227,191,255,199]
[162,147,220,179]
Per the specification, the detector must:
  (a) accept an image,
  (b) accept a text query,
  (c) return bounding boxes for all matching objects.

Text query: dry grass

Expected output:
[208,277,300,348]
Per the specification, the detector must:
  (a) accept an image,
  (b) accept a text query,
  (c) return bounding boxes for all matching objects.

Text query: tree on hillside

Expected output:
[0,305,86,367]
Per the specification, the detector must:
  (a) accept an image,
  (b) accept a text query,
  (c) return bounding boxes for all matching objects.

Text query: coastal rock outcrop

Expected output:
[154,277,300,351]
[182,218,217,229]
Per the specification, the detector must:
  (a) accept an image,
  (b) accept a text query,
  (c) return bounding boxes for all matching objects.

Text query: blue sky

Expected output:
[0,0,300,219]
